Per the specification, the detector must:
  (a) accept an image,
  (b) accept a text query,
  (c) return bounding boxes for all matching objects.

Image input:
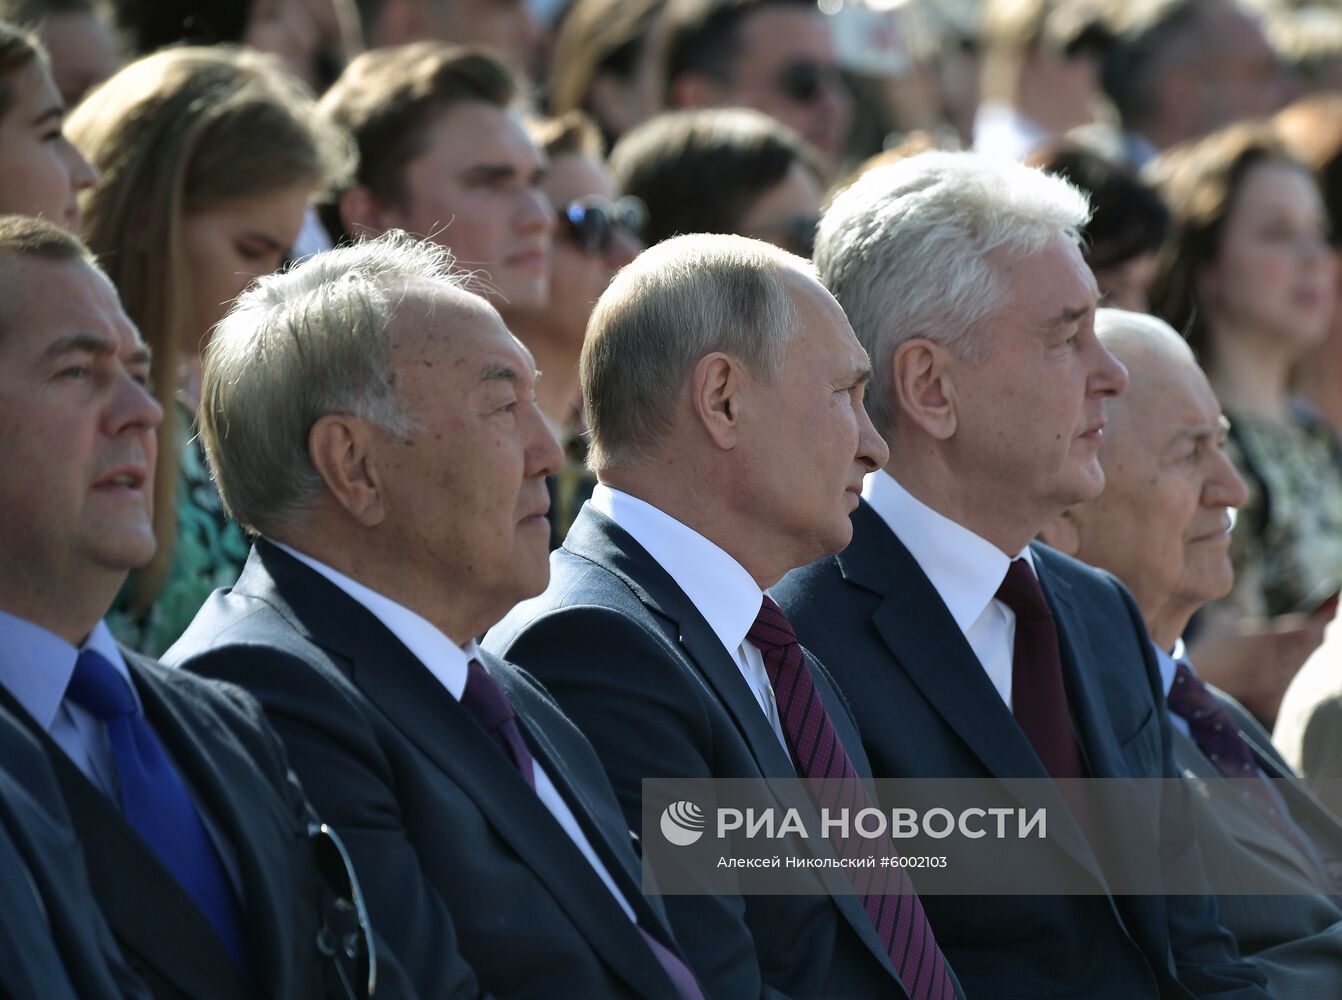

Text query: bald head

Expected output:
[1049,308,1247,647]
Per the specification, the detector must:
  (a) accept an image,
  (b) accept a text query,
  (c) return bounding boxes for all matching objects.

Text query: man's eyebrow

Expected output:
[39,333,151,366]
[1049,304,1093,327]
[846,364,874,386]
[478,362,521,382]
[462,163,521,183]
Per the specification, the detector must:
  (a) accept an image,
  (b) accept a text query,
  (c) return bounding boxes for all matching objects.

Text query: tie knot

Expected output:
[995,559,1051,621]
[1166,659,1217,720]
[748,595,799,653]
[65,649,138,721]
[460,658,516,734]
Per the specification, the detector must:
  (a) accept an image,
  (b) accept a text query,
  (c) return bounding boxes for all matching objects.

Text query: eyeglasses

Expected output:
[559,196,647,255]
[775,60,847,105]
[308,821,376,1000]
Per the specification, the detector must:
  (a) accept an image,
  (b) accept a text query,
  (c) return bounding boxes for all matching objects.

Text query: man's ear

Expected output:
[667,71,727,110]
[339,185,397,240]
[893,338,958,440]
[1038,507,1082,557]
[308,414,387,527]
[691,352,743,451]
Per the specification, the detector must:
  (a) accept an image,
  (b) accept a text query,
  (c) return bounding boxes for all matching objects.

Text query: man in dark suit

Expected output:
[1039,308,1342,995]
[0,215,395,999]
[488,233,959,999]
[0,705,150,999]
[772,152,1270,998]
[166,231,699,999]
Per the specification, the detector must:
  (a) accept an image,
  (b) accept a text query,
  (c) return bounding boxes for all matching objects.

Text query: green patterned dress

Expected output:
[108,403,250,655]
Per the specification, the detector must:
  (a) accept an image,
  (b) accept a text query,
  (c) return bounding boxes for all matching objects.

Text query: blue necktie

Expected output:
[65,650,251,979]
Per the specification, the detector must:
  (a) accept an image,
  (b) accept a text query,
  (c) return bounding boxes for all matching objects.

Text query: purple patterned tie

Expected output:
[749,597,955,1000]
[1166,660,1315,858]
[996,560,1085,781]
[458,659,704,1000]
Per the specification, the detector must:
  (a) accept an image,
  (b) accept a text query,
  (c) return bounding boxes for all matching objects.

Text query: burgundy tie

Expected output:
[1166,660,1317,861]
[458,659,704,1000]
[749,597,955,1000]
[995,560,1085,781]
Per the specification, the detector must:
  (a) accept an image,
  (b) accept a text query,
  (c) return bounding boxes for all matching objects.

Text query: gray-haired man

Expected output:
[167,231,700,1000]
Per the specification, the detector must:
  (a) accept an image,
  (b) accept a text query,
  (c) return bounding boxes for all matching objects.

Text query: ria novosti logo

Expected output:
[659,800,706,846]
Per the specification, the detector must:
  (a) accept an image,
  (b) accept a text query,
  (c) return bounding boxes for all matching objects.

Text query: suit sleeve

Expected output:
[1112,582,1271,998]
[183,646,482,1000]
[494,606,791,1000]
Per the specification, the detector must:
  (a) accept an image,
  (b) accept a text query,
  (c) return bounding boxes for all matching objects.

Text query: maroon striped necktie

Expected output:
[749,597,955,1000]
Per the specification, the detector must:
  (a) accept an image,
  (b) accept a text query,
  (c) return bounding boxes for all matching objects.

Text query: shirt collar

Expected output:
[861,470,1033,632]
[0,612,138,730]
[272,541,473,700]
[590,484,763,653]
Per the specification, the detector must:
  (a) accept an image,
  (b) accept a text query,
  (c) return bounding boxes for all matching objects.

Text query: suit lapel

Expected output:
[126,656,297,996]
[564,508,903,979]
[245,542,674,998]
[836,506,1107,885]
[0,685,248,1000]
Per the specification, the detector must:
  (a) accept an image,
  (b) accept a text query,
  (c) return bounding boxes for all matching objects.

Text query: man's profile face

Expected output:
[383,102,553,313]
[723,6,853,165]
[370,288,562,626]
[948,235,1126,528]
[1072,332,1247,624]
[0,257,161,584]
[742,272,888,574]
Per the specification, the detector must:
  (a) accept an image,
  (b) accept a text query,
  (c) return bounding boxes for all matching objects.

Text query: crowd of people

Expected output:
[3,0,1342,997]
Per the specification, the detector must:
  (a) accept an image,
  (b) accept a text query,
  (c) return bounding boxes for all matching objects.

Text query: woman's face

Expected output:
[544,152,642,348]
[181,182,314,357]
[1200,161,1336,355]
[0,58,97,231]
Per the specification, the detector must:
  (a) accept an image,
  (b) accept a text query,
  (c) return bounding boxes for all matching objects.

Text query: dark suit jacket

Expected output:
[0,705,150,999]
[166,539,687,1000]
[1171,682,1342,996]
[485,505,933,1000]
[771,500,1270,1000]
[0,649,397,1000]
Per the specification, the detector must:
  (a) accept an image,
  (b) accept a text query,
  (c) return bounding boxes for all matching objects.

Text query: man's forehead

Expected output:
[429,101,543,166]
[0,258,141,353]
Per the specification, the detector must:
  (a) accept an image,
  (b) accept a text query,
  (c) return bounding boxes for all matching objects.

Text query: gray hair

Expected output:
[200,230,469,536]
[815,150,1090,438]
[581,232,813,470]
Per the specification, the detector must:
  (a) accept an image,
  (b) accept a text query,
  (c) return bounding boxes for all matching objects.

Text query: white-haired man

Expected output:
[772,151,1269,999]
[1040,309,1342,997]
[486,234,958,999]
[166,232,701,1000]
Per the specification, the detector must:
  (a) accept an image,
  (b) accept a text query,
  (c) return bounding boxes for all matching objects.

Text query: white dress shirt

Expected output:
[862,470,1034,708]
[275,541,638,923]
[590,485,790,753]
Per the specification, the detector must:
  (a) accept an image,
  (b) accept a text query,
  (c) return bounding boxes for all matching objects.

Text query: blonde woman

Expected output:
[69,46,349,653]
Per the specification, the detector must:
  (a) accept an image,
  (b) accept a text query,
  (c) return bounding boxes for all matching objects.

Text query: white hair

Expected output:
[815,151,1091,437]
[581,232,814,470]
[200,230,474,535]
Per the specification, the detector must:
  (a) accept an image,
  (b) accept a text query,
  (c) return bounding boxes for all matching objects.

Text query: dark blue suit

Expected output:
[0,705,149,999]
[486,505,945,1000]
[771,500,1269,1000]
[167,540,689,1000]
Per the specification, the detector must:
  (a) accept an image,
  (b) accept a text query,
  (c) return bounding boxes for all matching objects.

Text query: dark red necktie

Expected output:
[749,597,955,1000]
[1166,660,1317,861]
[996,560,1085,781]
[458,659,704,1000]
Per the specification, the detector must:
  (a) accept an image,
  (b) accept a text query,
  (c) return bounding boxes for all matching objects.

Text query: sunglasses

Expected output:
[775,60,847,105]
[308,821,377,1000]
[559,196,647,255]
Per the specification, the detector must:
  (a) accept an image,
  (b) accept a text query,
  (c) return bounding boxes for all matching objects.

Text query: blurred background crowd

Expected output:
[6,0,1342,821]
